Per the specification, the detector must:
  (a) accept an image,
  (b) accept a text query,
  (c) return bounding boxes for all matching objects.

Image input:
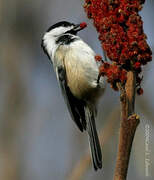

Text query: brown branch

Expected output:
[0,36,27,180]
[68,107,120,180]
[114,71,140,180]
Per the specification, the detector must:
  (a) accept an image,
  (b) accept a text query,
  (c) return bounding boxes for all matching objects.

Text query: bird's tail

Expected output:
[85,105,102,170]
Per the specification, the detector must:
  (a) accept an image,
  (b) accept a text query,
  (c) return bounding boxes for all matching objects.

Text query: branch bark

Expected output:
[114,71,140,180]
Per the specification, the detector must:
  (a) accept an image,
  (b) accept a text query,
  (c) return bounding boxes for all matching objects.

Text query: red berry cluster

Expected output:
[80,22,87,29]
[100,62,127,90]
[84,0,152,94]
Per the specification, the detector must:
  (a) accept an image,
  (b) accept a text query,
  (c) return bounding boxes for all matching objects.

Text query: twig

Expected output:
[68,107,120,180]
[114,71,140,180]
[0,38,27,180]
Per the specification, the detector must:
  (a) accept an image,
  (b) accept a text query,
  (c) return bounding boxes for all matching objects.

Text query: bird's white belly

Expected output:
[64,52,98,99]
[54,40,104,101]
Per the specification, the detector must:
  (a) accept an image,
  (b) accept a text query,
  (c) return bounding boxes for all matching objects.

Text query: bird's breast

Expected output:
[54,40,104,102]
[64,48,99,100]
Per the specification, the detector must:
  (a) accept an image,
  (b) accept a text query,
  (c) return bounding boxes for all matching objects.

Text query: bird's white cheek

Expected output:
[43,34,58,61]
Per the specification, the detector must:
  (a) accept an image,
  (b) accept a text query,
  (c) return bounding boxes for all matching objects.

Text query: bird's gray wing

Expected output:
[56,66,86,132]
[56,66,102,170]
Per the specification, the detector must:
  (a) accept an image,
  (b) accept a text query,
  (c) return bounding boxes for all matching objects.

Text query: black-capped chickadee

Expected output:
[41,21,105,170]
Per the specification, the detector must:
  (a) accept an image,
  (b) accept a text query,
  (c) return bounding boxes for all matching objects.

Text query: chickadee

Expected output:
[41,21,105,170]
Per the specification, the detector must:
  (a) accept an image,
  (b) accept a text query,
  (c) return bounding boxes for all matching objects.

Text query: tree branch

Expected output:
[114,71,140,180]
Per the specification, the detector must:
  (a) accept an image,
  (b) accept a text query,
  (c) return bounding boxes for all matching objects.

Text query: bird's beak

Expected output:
[73,22,87,32]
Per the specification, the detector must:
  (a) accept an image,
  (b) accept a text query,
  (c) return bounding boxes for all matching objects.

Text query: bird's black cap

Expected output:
[46,21,75,32]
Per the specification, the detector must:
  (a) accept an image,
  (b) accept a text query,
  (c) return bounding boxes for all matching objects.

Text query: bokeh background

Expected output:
[0,0,154,180]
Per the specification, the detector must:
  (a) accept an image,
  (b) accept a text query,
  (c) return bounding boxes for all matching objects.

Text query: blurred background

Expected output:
[0,0,153,180]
